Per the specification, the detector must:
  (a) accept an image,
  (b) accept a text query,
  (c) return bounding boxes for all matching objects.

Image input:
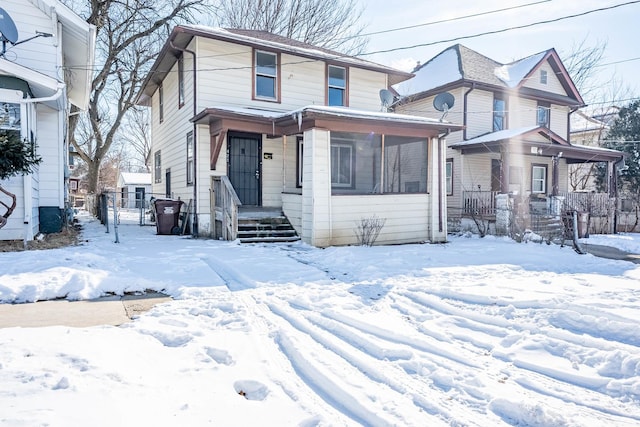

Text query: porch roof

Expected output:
[192,105,463,136]
[450,126,624,163]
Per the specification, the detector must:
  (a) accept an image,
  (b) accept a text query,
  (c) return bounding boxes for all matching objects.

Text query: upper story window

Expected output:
[254,50,279,101]
[493,94,506,131]
[178,55,185,108]
[537,101,550,127]
[327,65,347,106]
[540,69,548,84]
[158,84,164,123]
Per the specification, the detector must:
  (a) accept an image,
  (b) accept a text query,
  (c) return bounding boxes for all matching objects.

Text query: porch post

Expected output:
[301,128,332,247]
[428,135,447,243]
[552,155,559,196]
[500,144,510,194]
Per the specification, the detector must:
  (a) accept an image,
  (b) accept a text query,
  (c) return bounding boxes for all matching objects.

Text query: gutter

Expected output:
[169,38,199,237]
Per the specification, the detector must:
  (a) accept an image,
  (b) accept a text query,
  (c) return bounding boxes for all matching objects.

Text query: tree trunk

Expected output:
[87,160,101,194]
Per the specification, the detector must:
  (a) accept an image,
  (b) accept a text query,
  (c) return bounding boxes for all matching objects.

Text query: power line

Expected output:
[351,0,552,39]
[358,1,640,57]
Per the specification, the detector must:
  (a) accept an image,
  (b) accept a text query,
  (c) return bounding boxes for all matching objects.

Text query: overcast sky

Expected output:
[359,0,639,105]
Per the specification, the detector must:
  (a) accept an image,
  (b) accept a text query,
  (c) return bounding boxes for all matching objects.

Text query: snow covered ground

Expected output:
[1,210,639,426]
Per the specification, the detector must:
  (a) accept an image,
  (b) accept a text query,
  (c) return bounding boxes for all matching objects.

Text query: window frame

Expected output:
[296,136,303,188]
[154,150,162,183]
[540,69,548,84]
[493,93,507,131]
[531,164,547,194]
[253,49,280,102]
[178,55,185,108]
[158,84,164,123]
[186,131,194,186]
[327,64,348,107]
[330,143,355,188]
[537,101,550,127]
[165,168,171,198]
[445,158,453,196]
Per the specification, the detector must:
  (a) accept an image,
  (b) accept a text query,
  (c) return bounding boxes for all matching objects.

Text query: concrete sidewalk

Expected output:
[582,243,640,264]
[0,292,172,328]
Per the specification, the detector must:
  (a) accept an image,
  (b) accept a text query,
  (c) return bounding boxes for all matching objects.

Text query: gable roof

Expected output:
[119,172,152,186]
[136,25,413,105]
[395,44,583,107]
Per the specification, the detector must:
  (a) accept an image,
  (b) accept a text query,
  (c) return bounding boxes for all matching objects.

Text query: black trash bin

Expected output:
[154,199,183,235]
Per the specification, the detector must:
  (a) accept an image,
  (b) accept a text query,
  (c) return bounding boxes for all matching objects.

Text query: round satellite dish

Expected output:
[379,89,395,107]
[0,7,19,44]
[433,92,455,112]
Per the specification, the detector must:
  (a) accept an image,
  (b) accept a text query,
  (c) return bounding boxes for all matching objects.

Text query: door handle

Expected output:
[255,170,260,180]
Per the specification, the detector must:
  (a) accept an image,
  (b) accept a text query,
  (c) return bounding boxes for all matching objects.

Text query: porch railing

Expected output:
[212,176,241,240]
[559,192,614,217]
[462,190,498,216]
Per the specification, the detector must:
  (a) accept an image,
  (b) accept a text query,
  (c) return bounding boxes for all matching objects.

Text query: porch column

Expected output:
[500,144,510,194]
[552,155,559,196]
[428,135,447,243]
[301,128,332,247]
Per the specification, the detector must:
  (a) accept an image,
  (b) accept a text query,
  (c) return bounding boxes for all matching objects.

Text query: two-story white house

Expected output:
[136,26,462,246]
[395,44,624,233]
[0,0,95,241]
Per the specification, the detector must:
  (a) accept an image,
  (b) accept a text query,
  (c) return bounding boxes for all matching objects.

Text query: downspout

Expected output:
[462,83,475,141]
[170,38,198,236]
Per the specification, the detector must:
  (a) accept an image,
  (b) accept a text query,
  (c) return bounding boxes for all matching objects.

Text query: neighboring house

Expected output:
[0,0,95,240]
[395,44,624,232]
[117,172,152,209]
[136,26,462,246]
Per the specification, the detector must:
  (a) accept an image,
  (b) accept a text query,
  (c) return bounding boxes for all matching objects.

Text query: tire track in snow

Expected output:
[199,256,254,291]
[269,302,495,426]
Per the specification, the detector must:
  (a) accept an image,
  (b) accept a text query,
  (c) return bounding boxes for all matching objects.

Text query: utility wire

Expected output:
[358,1,640,56]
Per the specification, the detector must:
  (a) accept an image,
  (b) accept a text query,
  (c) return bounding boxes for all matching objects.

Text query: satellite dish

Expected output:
[433,92,455,121]
[0,7,19,44]
[379,89,396,111]
[433,92,455,112]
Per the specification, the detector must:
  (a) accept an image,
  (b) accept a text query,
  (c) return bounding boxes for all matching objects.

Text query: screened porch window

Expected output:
[329,132,427,194]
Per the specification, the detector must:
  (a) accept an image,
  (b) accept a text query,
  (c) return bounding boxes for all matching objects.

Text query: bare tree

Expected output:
[62,0,214,194]
[215,0,368,54]
[121,107,152,172]
[562,37,607,104]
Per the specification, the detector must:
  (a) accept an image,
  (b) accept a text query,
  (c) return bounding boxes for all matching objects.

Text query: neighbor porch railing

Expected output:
[462,190,498,216]
[559,192,614,217]
[212,176,241,240]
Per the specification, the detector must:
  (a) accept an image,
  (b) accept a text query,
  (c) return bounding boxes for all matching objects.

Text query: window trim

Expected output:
[253,49,280,102]
[540,69,548,84]
[493,93,507,131]
[531,164,547,194]
[186,131,194,186]
[165,168,171,198]
[445,158,453,196]
[537,101,550,127]
[158,84,164,123]
[330,142,355,188]
[154,150,162,183]
[326,64,348,107]
[178,55,185,108]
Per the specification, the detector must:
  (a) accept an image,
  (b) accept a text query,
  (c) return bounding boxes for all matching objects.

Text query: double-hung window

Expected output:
[186,131,194,185]
[178,55,185,108]
[537,102,550,127]
[493,94,506,131]
[158,84,164,123]
[445,159,453,195]
[154,150,162,183]
[255,50,278,100]
[327,65,347,106]
[331,143,354,187]
[532,164,547,193]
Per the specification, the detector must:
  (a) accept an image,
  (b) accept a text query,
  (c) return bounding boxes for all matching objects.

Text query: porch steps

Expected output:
[529,214,565,243]
[238,214,300,244]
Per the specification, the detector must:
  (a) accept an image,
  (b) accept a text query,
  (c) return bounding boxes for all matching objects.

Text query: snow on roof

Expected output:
[570,111,608,134]
[205,105,459,127]
[494,51,547,88]
[120,172,151,185]
[451,126,539,147]
[393,47,462,96]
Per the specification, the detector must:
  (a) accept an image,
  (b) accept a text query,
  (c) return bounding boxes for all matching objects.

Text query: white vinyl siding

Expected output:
[34,106,60,207]
[261,136,284,207]
[465,90,493,139]
[522,62,566,96]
